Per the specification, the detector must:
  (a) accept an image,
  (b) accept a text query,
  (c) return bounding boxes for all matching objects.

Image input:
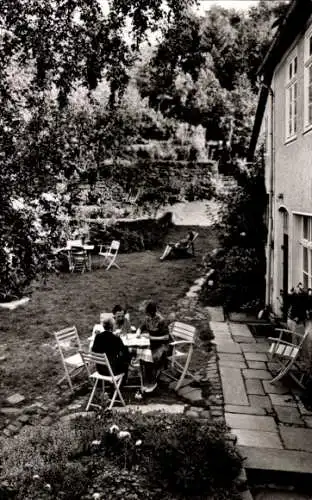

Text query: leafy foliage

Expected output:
[0,0,195,300]
[0,413,242,500]
[201,154,267,312]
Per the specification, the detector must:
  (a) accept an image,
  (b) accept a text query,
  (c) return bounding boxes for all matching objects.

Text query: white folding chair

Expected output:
[54,326,86,392]
[166,321,197,390]
[80,351,126,410]
[99,240,120,270]
[268,328,309,388]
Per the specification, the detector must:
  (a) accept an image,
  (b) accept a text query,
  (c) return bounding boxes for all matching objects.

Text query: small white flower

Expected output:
[93,493,101,499]
[33,474,40,480]
[118,430,131,440]
[207,280,214,287]
[109,424,120,434]
[135,439,142,446]
[91,440,101,446]
[44,484,51,490]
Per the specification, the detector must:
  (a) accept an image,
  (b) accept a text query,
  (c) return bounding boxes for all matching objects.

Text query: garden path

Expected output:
[209,316,312,479]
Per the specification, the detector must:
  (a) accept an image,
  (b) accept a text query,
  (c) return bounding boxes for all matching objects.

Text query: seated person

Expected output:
[112,304,131,334]
[137,301,170,393]
[92,317,131,381]
[160,231,196,261]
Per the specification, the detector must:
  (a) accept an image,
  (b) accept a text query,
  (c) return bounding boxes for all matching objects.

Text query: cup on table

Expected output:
[131,325,136,332]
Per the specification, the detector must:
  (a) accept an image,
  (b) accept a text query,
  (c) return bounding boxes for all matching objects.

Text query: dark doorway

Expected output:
[280,208,289,320]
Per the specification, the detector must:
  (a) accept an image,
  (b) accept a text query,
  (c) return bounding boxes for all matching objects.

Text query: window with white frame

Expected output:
[304,28,312,129]
[285,53,298,140]
[301,216,312,289]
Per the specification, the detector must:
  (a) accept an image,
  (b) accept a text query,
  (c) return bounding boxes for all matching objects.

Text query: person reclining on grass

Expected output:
[160,230,195,261]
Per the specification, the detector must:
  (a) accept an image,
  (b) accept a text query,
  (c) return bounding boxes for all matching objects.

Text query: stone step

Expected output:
[239,445,312,475]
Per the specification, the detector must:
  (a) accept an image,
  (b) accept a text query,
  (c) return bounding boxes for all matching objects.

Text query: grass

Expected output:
[0,225,217,404]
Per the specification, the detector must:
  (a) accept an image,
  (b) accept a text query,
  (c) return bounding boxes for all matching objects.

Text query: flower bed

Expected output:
[0,412,242,500]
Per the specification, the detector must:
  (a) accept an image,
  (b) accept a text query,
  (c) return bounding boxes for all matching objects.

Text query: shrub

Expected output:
[201,156,267,312]
[74,412,243,499]
[0,413,242,500]
[89,212,173,253]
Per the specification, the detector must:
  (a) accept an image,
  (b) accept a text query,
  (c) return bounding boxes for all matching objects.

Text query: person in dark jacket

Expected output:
[92,317,131,380]
[137,301,170,393]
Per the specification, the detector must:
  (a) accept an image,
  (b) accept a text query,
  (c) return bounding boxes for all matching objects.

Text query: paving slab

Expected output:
[233,336,256,343]
[210,321,230,333]
[213,332,234,343]
[225,413,276,431]
[220,367,249,406]
[262,380,290,395]
[225,405,266,415]
[245,379,265,395]
[218,353,245,362]
[274,405,303,425]
[238,446,312,472]
[280,426,312,452]
[7,393,25,405]
[254,491,312,500]
[219,360,247,369]
[244,352,268,362]
[216,342,242,353]
[230,324,253,337]
[233,429,283,448]
[268,394,297,407]
[180,388,203,403]
[206,307,224,322]
[248,395,272,410]
[243,369,272,380]
[241,343,269,353]
[247,361,267,370]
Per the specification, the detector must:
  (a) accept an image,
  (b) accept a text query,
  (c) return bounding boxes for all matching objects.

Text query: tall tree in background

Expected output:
[0,0,195,300]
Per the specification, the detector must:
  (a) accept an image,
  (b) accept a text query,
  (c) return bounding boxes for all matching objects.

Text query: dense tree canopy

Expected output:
[0,0,289,299]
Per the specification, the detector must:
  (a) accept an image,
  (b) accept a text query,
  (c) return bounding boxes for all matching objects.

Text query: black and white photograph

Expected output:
[1,0,312,498]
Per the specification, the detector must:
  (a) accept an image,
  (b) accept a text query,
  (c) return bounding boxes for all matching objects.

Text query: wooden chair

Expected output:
[99,240,120,270]
[54,326,86,392]
[80,351,126,410]
[70,247,88,273]
[268,328,309,388]
[165,321,197,390]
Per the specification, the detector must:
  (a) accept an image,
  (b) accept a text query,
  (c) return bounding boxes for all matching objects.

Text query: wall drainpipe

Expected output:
[265,85,275,310]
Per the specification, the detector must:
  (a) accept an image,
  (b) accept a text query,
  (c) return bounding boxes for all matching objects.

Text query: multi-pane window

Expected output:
[304,31,312,129]
[286,54,298,140]
[301,216,312,288]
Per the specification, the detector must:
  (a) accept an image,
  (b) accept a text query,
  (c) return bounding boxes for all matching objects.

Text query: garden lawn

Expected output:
[0,225,217,403]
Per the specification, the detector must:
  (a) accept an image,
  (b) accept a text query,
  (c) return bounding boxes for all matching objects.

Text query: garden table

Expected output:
[54,244,94,271]
[120,333,153,363]
[88,327,153,363]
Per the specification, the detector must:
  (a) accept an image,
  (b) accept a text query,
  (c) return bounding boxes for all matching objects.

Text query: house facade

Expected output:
[249,0,312,316]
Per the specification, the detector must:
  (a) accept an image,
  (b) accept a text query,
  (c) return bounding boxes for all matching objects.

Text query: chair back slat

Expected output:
[80,350,117,379]
[171,321,196,342]
[54,326,81,353]
[110,240,120,252]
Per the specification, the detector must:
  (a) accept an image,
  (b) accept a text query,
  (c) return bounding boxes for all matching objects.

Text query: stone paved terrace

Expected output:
[210,316,312,478]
